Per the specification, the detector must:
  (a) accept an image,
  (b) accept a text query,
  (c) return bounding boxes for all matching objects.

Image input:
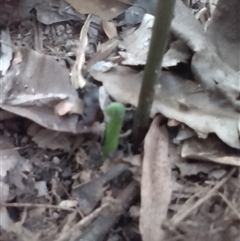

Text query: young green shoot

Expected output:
[102,102,125,158]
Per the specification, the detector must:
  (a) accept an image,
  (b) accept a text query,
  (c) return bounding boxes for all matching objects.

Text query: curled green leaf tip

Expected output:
[103,102,125,158]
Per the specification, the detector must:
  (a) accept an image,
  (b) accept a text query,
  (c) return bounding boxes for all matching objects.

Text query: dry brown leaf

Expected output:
[119,14,190,67]
[140,116,172,241]
[206,0,239,71]
[102,20,118,39]
[1,47,79,133]
[182,136,240,166]
[90,65,240,149]
[0,28,12,76]
[32,129,73,151]
[54,97,84,116]
[172,0,240,110]
[209,0,218,15]
[175,162,221,177]
[65,0,131,21]
[35,1,85,25]
[71,15,91,89]
[0,207,14,232]
[119,14,153,65]
[162,40,191,67]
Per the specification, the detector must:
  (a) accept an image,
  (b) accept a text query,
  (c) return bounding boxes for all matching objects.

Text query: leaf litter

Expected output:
[0,0,239,241]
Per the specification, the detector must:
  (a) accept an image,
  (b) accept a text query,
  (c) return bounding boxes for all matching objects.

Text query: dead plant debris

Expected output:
[0,0,239,241]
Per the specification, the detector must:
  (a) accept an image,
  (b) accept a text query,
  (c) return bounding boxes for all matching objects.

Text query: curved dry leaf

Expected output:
[102,20,118,39]
[1,47,79,133]
[54,98,84,116]
[0,29,13,76]
[140,116,172,241]
[182,136,240,166]
[65,0,131,21]
[71,15,91,89]
[119,14,153,65]
[0,207,14,232]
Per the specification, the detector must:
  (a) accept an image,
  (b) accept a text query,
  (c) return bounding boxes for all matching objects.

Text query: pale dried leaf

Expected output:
[209,0,218,15]
[175,162,220,176]
[173,126,196,143]
[59,200,78,209]
[162,40,191,67]
[65,0,131,21]
[99,86,111,111]
[1,47,79,133]
[102,20,118,39]
[54,97,84,116]
[0,207,14,232]
[119,14,153,65]
[0,137,19,178]
[0,28,13,76]
[91,61,117,72]
[206,0,239,71]
[0,181,10,202]
[119,14,192,67]
[172,0,240,110]
[0,136,31,202]
[140,116,172,241]
[35,181,50,199]
[90,65,240,149]
[182,136,240,166]
[71,15,91,88]
[35,1,85,25]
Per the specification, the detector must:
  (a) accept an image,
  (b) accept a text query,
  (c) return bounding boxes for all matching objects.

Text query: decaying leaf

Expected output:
[0,28,13,76]
[90,66,240,149]
[32,128,74,151]
[162,40,191,67]
[140,116,172,241]
[54,97,84,116]
[102,20,118,39]
[0,47,79,133]
[175,162,221,177]
[119,14,153,65]
[71,15,91,89]
[65,0,131,21]
[182,136,240,166]
[206,0,239,72]
[172,0,240,110]
[35,0,85,25]
[0,207,14,232]
[119,14,190,67]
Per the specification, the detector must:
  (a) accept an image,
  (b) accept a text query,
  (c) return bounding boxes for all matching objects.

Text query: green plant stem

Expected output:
[102,102,125,158]
[132,0,176,146]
